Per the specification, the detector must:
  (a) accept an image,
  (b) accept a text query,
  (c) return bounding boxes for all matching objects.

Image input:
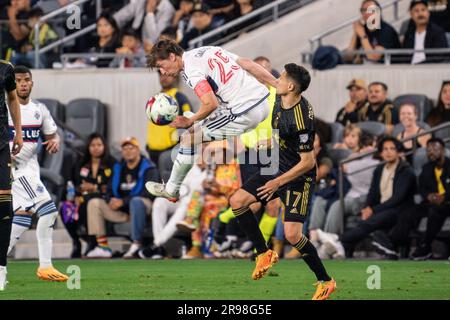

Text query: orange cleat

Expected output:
[36,267,69,282]
[252,249,279,280]
[312,278,337,300]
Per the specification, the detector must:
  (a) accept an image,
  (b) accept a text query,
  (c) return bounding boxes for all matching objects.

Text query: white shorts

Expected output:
[12,175,54,215]
[201,96,270,142]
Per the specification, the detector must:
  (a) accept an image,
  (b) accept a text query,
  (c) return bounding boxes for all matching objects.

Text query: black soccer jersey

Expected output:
[272,95,316,181]
[0,60,16,149]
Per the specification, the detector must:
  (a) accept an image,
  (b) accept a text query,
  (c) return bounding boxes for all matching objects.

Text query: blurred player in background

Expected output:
[7,66,68,282]
[0,60,22,291]
[145,39,277,202]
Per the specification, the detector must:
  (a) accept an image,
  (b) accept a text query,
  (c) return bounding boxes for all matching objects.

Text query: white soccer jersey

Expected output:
[8,99,57,180]
[181,46,270,116]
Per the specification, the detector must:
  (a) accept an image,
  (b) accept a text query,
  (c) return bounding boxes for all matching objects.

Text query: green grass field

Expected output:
[1,259,449,300]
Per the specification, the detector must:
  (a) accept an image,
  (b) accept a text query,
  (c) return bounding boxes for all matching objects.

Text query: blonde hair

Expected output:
[344,124,362,139]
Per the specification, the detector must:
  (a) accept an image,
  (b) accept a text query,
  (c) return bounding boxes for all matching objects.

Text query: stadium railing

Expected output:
[59,52,144,68]
[337,121,450,214]
[307,0,405,54]
[188,0,316,49]
[33,0,103,68]
[302,48,450,66]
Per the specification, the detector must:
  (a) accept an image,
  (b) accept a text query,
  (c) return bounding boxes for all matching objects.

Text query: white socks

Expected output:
[36,211,57,269]
[166,148,196,195]
[8,215,32,255]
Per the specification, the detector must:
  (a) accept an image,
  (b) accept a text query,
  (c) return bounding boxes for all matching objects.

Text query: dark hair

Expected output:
[121,28,140,40]
[284,63,311,93]
[436,80,450,110]
[97,12,119,36]
[82,133,112,167]
[28,6,44,18]
[427,137,445,149]
[160,26,178,41]
[369,81,388,91]
[147,39,184,69]
[14,65,32,78]
[362,0,382,10]
[361,132,375,147]
[377,136,403,153]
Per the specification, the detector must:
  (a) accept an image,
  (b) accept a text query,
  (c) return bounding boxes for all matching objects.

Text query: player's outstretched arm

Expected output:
[236,57,279,88]
[43,133,60,154]
[7,90,23,156]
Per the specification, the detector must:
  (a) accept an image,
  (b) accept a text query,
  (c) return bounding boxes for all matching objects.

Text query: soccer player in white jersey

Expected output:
[146,39,278,201]
[7,66,68,282]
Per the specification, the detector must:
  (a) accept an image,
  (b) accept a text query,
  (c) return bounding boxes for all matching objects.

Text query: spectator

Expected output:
[253,56,280,78]
[109,28,147,68]
[343,0,400,64]
[316,137,416,258]
[146,72,192,166]
[138,162,208,259]
[159,25,178,41]
[226,0,258,37]
[335,79,368,126]
[403,0,449,64]
[426,80,450,127]
[61,133,115,258]
[205,0,234,28]
[177,141,241,259]
[172,0,194,43]
[333,124,362,153]
[114,0,175,48]
[372,138,450,260]
[358,82,399,135]
[315,117,332,144]
[11,6,58,68]
[315,132,333,183]
[88,13,121,68]
[411,138,450,260]
[429,0,450,32]
[180,2,220,49]
[86,137,160,258]
[0,0,31,59]
[309,133,379,249]
[396,103,431,164]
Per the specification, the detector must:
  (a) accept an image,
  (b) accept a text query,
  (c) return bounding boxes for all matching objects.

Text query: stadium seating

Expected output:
[36,98,66,123]
[327,148,353,167]
[393,94,433,123]
[329,122,344,143]
[65,99,107,140]
[40,127,66,204]
[356,121,387,137]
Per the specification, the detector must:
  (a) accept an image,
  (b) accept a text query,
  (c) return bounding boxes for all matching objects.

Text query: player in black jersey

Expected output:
[0,60,23,291]
[229,64,336,300]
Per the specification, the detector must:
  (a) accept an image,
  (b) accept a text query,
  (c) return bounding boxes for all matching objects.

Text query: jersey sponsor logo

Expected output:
[9,126,41,142]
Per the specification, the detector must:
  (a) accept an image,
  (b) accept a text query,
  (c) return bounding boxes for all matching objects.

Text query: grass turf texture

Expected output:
[1,259,449,300]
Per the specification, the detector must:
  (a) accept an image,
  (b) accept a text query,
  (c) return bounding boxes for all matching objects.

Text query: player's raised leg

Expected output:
[229,189,278,280]
[146,124,202,200]
[34,199,68,282]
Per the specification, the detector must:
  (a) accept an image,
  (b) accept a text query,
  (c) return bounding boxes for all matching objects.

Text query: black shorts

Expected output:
[0,145,11,190]
[241,170,314,223]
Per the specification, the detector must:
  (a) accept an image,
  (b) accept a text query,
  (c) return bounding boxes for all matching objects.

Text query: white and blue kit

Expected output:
[8,99,58,226]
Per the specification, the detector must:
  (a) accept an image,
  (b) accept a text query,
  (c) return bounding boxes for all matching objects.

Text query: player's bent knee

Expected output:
[229,189,254,209]
[284,224,303,244]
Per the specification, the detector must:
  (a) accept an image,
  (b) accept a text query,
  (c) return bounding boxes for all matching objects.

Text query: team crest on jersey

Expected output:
[36,185,44,193]
[34,111,41,120]
[299,133,309,143]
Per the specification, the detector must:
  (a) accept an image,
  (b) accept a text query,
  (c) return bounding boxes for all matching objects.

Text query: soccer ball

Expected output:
[146,93,179,125]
